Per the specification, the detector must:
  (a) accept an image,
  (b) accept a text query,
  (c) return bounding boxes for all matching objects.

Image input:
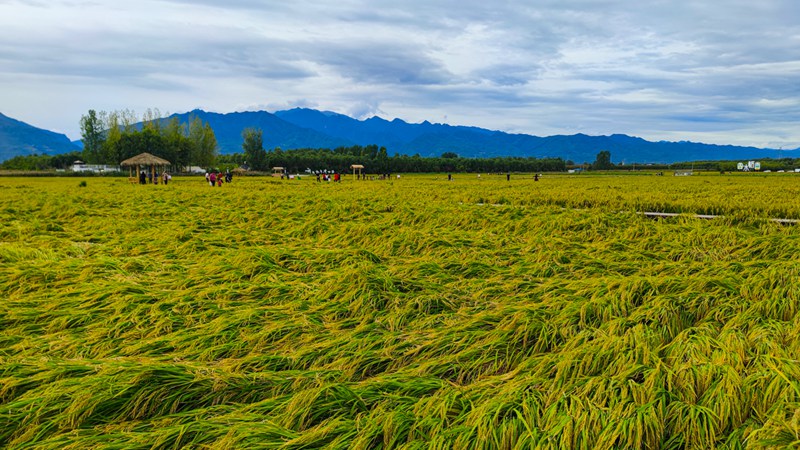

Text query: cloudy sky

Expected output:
[1,0,799,148]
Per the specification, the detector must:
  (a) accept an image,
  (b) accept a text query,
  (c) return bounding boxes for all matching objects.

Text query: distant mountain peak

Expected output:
[0,112,79,161]
[320,110,346,117]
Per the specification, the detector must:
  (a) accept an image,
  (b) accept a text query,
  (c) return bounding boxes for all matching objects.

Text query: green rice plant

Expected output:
[1,174,800,448]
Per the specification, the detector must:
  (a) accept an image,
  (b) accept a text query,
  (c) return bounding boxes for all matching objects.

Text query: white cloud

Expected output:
[0,0,798,149]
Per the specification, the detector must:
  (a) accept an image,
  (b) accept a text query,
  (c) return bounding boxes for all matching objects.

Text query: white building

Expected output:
[71,161,120,173]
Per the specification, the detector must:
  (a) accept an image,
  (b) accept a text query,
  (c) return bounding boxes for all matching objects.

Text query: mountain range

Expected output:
[0,112,80,161]
[1,108,796,164]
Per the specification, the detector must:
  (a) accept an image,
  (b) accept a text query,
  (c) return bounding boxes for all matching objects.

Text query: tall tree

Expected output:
[202,123,218,166]
[188,116,217,168]
[162,117,190,170]
[120,109,137,133]
[592,150,613,170]
[114,128,167,162]
[102,111,122,164]
[80,110,105,163]
[142,108,162,133]
[242,128,267,170]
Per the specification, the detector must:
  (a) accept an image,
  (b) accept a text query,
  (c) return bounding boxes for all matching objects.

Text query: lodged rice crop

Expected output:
[1,172,800,449]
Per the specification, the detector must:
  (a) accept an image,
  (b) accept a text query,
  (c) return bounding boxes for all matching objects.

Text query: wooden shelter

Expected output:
[350,164,364,180]
[120,153,171,184]
[272,167,285,178]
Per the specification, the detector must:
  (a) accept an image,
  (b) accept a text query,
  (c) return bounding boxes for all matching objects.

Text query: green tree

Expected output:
[188,116,217,168]
[142,108,162,133]
[102,111,122,164]
[441,151,458,159]
[80,110,105,163]
[592,150,613,170]
[242,128,267,170]
[376,146,389,172]
[119,109,137,133]
[115,128,167,162]
[162,117,191,170]
[201,123,218,166]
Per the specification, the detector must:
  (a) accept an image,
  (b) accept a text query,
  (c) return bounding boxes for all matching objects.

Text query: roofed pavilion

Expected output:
[120,153,171,184]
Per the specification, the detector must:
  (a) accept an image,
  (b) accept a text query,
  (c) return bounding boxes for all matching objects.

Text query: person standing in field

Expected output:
[139,171,146,185]
[507,172,510,181]
[209,172,216,186]
[534,173,539,181]
[217,174,223,187]
[162,172,169,185]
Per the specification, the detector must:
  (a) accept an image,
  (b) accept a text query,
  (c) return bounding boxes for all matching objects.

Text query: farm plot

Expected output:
[1,174,799,449]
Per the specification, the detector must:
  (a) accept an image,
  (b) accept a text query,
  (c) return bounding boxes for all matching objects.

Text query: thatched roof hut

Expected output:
[120,153,171,167]
[350,164,364,180]
[120,153,171,184]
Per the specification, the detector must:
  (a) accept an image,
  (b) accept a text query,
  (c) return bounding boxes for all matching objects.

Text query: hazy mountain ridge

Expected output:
[0,112,79,161]
[273,108,791,163]
[166,109,353,152]
[1,109,795,163]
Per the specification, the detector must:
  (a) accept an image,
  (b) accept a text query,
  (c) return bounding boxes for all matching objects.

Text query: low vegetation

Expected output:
[2,173,799,448]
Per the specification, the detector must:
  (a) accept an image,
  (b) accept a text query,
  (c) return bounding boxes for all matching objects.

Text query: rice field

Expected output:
[2,172,800,449]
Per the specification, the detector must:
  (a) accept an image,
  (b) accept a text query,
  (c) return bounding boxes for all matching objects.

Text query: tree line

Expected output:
[79,109,217,170]
[219,128,566,174]
[0,152,84,171]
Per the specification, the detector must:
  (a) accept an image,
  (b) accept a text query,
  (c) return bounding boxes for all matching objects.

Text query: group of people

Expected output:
[316,172,341,182]
[205,171,233,186]
[313,172,394,182]
[138,171,171,185]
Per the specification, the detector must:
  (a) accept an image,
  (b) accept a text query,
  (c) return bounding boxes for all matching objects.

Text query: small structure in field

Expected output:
[72,160,119,173]
[185,166,207,174]
[272,167,285,178]
[350,164,364,180]
[120,153,171,184]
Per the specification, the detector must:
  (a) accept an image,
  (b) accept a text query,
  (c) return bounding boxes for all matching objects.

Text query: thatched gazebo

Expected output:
[350,164,364,180]
[120,153,171,184]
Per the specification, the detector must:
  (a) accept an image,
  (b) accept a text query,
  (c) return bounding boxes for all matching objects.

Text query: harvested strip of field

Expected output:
[2,174,799,449]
